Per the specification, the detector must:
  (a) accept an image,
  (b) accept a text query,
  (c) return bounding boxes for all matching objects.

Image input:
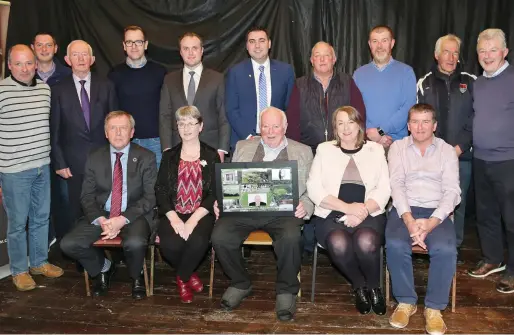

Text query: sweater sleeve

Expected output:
[349,79,366,128]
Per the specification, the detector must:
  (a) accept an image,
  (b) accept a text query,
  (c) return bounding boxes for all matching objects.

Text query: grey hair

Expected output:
[477,28,507,50]
[175,105,203,123]
[104,111,135,132]
[435,34,461,55]
[66,40,94,57]
[260,107,288,128]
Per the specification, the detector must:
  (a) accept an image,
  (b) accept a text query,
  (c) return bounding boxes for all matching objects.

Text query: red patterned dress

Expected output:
[175,160,203,214]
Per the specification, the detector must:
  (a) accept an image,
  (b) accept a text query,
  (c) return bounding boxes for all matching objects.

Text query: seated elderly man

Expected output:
[212,107,314,321]
[386,103,460,335]
[60,111,157,300]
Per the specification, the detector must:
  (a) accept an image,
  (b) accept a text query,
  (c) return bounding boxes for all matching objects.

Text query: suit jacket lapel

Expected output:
[89,74,100,130]
[102,146,113,204]
[195,69,211,104]
[65,76,87,129]
[174,70,188,105]
[270,60,278,106]
[245,60,258,109]
[127,145,139,204]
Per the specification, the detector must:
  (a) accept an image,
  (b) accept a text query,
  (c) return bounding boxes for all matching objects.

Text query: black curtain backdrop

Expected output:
[6,0,514,79]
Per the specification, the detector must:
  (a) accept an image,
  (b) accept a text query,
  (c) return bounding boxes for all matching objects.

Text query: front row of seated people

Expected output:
[61,103,459,334]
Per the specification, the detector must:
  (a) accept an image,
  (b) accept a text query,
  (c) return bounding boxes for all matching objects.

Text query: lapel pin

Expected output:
[249,74,252,78]
[133,157,137,162]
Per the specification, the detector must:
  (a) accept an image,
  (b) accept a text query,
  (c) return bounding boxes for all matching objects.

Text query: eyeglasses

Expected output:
[124,40,145,47]
[177,122,199,129]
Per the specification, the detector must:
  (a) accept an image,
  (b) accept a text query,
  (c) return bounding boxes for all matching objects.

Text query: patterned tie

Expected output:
[109,152,123,218]
[187,71,196,105]
[79,80,91,129]
[258,65,267,112]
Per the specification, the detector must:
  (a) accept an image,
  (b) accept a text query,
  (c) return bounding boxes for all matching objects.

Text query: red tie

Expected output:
[110,152,123,218]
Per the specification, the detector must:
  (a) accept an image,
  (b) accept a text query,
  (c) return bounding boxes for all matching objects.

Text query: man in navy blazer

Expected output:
[225,27,295,150]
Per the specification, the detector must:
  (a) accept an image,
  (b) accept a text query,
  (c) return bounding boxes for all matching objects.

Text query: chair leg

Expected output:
[84,269,91,297]
[385,267,390,306]
[451,274,456,312]
[143,258,150,297]
[311,243,318,303]
[209,247,215,299]
[156,248,163,263]
[150,245,155,296]
[297,271,302,298]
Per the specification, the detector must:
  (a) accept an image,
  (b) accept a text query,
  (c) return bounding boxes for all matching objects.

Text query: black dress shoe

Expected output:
[92,263,116,297]
[132,274,146,300]
[354,287,371,314]
[369,287,386,315]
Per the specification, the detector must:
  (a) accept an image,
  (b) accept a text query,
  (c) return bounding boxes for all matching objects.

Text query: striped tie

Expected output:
[258,65,267,113]
[109,152,123,218]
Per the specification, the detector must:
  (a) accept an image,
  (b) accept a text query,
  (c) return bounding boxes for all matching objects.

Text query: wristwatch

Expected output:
[377,127,385,136]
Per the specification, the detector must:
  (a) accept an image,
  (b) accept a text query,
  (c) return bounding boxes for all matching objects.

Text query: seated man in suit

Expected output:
[225,27,296,150]
[386,103,460,335]
[212,107,314,321]
[248,195,266,207]
[60,111,157,300]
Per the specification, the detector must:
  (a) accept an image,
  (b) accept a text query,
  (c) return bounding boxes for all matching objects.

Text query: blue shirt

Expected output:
[353,58,417,140]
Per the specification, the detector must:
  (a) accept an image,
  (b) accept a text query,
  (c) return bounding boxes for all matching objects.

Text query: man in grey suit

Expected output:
[60,111,157,300]
[159,32,230,161]
[212,107,314,321]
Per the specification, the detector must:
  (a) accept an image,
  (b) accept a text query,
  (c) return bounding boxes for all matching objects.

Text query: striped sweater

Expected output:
[0,76,51,173]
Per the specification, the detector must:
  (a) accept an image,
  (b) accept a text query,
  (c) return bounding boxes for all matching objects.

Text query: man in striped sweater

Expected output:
[0,45,63,291]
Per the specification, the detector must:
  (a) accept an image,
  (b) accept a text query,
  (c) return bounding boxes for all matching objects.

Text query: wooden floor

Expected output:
[1,222,514,334]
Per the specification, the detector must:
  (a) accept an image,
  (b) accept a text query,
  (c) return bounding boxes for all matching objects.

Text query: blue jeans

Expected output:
[454,160,472,247]
[386,207,456,310]
[0,165,51,275]
[132,137,162,168]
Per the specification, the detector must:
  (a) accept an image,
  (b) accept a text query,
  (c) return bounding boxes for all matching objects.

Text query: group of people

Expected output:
[0,21,513,335]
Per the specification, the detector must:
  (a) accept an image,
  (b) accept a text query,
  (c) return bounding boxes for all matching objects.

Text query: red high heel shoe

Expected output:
[177,276,193,303]
[187,273,204,293]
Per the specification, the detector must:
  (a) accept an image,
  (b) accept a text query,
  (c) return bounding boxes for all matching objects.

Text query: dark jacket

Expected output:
[155,141,220,217]
[416,63,476,160]
[36,58,72,87]
[286,73,366,153]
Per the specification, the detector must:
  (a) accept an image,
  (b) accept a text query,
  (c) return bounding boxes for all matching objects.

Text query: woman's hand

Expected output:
[183,219,199,241]
[344,214,364,228]
[166,211,185,238]
[344,202,369,220]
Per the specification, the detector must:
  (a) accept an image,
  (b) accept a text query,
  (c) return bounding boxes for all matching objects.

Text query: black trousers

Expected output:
[474,158,514,274]
[66,173,85,231]
[211,215,303,295]
[157,213,214,281]
[60,214,150,279]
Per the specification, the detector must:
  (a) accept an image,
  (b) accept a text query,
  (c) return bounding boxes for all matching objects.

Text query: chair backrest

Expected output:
[244,230,273,245]
[93,236,122,247]
[412,245,428,255]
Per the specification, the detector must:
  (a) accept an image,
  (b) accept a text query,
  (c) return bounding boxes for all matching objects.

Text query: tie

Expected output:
[187,71,196,105]
[109,152,123,218]
[79,80,91,129]
[258,65,267,112]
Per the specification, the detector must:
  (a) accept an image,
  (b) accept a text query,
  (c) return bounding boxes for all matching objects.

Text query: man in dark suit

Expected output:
[159,32,229,161]
[248,195,267,207]
[225,27,295,150]
[60,111,157,300]
[50,40,118,233]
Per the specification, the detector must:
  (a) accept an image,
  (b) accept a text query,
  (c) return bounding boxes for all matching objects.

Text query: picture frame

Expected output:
[215,161,299,217]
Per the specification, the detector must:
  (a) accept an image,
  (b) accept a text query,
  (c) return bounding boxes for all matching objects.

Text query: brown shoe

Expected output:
[424,307,447,335]
[497,274,514,294]
[389,303,417,329]
[12,272,36,291]
[29,263,64,278]
[468,260,506,278]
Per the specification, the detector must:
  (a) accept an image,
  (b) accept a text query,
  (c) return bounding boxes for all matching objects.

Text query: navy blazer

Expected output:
[225,58,295,149]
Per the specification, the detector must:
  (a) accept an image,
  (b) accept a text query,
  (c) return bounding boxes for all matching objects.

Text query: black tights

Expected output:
[325,227,381,289]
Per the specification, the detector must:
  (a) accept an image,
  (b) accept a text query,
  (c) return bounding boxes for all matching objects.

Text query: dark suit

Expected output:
[50,73,118,228]
[60,143,157,279]
[159,67,230,152]
[225,59,295,149]
[154,141,219,280]
[248,202,266,207]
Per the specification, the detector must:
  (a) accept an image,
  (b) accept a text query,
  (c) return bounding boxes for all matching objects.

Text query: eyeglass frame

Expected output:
[177,121,200,129]
[124,40,146,47]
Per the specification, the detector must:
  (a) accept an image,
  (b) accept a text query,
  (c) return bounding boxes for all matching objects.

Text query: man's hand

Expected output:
[366,128,382,142]
[218,151,225,162]
[379,135,393,148]
[101,216,126,240]
[97,216,110,233]
[455,145,462,157]
[294,201,307,219]
[345,202,368,220]
[405,219,427,249]
[56,168,73,179]
[213,200,220,221]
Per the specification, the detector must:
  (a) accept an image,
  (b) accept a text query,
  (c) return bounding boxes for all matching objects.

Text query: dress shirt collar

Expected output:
[126,56,148,69]
[73,72,91,84]
[183,62,203,76]
[110,143,131,157]
[261,136,288,152]
[372,57,395,72]
[483,60,510,78]
[407,135,436,154]
[251,57,270,72]
[37,61,56,82]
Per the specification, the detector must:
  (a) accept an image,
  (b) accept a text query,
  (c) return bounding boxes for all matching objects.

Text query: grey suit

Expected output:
[159,67,230,152]
[212,136,314,296]
[60,143,157,279]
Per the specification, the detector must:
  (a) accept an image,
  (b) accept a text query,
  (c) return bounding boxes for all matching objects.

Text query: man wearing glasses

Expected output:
[109,25,167,167]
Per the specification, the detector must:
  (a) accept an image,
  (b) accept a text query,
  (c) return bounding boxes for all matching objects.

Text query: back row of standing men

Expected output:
[1,24,513,298]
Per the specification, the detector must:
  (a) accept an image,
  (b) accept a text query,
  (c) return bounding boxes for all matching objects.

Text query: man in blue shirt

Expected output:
[60,111,157,300]
[353,25,417,148]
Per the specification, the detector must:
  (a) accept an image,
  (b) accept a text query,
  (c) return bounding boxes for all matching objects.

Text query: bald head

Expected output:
[259,107,288,148]
[8,44,37,85]
[310,41,336,77]
[65,40,95,78]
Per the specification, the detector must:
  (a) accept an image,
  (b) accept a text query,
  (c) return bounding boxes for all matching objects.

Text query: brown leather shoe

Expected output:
[12,272,36,291]
[29,263,64,278]
[468,260,505,278]
[389,303,417,329]
[497,274,514,294]
[424,307,447,335]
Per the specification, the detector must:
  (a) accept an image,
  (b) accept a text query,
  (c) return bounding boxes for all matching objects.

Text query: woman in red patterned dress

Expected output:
[155,106,221,303]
